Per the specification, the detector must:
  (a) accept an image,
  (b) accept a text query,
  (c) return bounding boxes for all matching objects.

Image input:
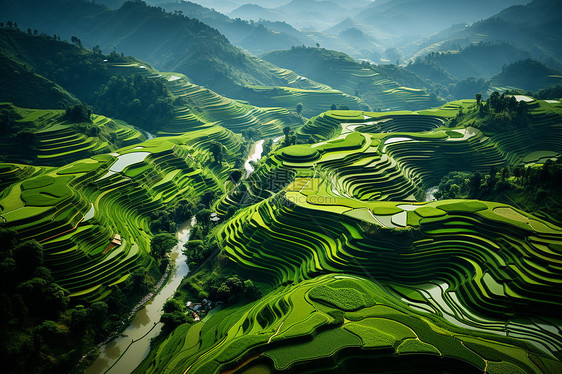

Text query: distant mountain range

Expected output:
[413,0,562,65]
[1,0,289,99]
[3,0,560,105]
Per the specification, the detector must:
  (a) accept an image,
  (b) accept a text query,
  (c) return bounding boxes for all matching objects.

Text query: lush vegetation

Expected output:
[136,95,562,373]
[1,2,562,373]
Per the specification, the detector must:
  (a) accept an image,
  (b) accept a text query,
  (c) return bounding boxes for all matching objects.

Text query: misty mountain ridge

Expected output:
[491,59,562,92]
[418,0,562,64]
[229,0,368,31]
[409,42,532,81]
[158,1,313,55]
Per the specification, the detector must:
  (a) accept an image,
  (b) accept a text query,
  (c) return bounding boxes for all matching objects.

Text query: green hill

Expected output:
[0,35,79,109]
[1,0,289,100]
[0,103,144,166]
[408,42,531,81]
[0,29,306,135]
[491,59,562,91]
[262,47,445,111]
[158,1,313,55]
[415,0,562,65]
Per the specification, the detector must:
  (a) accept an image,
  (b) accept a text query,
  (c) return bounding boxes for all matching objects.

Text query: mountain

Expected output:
[229,3,279,22]
[408,42,531,81]
[353,0,527,39]
[262,46,444,111]
[491,59,562,91]
[416,0,562,64]
[158,1,313,55]
[0,28,310,135]
[2,0,402,117]
[229,0,366,31]
[188,0,288,14]
[0,0,289,100]
[0,51,79,110]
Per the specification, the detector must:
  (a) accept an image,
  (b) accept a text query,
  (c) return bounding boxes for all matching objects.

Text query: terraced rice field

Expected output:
[0,103,144,165]
[262,52,444,112]
[0,125,242,301]
[138,98,562,373]
[106,63,300,137]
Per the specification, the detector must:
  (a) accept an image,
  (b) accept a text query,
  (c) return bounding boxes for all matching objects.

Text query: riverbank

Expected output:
[84,218,195,374]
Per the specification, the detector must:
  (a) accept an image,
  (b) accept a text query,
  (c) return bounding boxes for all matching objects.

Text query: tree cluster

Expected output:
[160,298,193,331]
[91,74,174,131]
[150,233,178,259]
[466,91,529,132]
[149,199,196,234]
[282,126,296,147]
[210,276,260,304]
[64,103,92,123]
[435,159,562,221]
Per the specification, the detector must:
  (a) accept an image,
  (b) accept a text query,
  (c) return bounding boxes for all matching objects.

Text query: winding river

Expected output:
[85,217,195,374]
[86,138,268,373]
[244,139,264,178]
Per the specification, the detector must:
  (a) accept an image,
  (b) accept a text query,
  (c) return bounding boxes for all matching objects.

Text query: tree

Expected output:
[283,126,292,147]
[488,91,500,112]
[150,233,178,258]
[14,240,43,279]
[330,104,337,110]
[160,310,186,330]
[200,190,216,208]
[243,279,260,299]
[217,283,231,301]
[209,141,223,163]
[71,36,82,48]
[475,93,482,108]
[195,209,212,224]
[262,139,273,156]
[163,299,183,313]
[315,43,320,48]
[469,171,482,196]
[64,103,92,123]
[296,103,303,115]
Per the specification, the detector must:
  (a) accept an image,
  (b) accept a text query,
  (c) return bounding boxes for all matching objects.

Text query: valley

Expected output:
[0,1,561,373]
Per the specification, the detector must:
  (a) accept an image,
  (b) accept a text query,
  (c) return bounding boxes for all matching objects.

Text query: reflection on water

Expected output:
[85,218,194,374]
[103,342,121,360]
[132,307,150,328]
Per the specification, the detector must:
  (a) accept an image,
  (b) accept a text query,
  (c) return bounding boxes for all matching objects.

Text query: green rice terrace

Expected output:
[100,59,375,137]
[133,96,562,373]
[0,103,145,166]
[101,62,302,137]
[2,92,562,373]
[0,125,242,300]
[3,2,562,373]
